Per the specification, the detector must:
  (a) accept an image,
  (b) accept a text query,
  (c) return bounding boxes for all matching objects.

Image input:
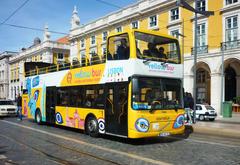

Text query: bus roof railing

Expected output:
[24,55,105,77]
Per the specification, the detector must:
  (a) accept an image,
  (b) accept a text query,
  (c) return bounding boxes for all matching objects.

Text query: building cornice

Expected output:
[220,3,240,14]
[9,41,70,63]
[69,0,176,40]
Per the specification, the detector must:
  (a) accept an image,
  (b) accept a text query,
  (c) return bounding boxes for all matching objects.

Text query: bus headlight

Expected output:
[135,118,149,132]
[55,112,63,124]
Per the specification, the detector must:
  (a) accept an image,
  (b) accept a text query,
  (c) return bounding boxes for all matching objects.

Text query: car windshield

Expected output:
[132,77,183,110]
[0,101,14,105]
[205,105,215,110]
[135,32,180,64]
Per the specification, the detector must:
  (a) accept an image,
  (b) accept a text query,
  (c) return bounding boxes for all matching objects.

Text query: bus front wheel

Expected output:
[86,116,99,137]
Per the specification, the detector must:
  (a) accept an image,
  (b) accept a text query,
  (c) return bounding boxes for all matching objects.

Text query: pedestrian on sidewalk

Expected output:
[188,93,194,123]
[184,92,193,124]
[17,94,22,121]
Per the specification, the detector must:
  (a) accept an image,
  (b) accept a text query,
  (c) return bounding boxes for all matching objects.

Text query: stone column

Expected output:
[70,39,78,63]
[210,73,222,116]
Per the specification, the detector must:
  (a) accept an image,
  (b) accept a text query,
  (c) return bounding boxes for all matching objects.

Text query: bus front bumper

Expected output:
[128,126,185,139]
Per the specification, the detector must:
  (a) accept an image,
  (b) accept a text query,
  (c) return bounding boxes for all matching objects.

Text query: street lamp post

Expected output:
[193,4,198,123]
[176,29,185,87]
[221,43,225,116]
[176,0,214,123]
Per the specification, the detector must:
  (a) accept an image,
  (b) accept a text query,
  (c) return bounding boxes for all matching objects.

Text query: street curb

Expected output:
[192,125,240,139]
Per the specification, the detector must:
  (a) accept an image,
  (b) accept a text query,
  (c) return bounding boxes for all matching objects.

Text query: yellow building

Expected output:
[9,25,70,100]
[69,0,240,115]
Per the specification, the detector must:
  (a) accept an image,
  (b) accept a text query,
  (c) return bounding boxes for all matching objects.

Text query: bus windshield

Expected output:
[135,32,180,64]
[132,77,183,110]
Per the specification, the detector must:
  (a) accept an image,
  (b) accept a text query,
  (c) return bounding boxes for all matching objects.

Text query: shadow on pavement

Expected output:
[26,120,194,145]
[101,125,194,145]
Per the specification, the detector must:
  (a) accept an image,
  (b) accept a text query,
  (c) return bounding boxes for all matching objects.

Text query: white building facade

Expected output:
[0,51,18,100]
[8,26,70,100]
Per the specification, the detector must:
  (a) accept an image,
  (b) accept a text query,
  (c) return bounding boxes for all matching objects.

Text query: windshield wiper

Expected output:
[149,102,158,113]
[149,107,156,113]
[174,105,179,112]
[143,58,152,64]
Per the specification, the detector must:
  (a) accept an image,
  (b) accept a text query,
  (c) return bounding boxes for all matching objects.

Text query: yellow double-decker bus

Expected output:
[22,29,185,138]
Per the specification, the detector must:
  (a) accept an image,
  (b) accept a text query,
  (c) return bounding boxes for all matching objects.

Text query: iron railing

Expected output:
[191,45,208,55]
[221,40,240,51]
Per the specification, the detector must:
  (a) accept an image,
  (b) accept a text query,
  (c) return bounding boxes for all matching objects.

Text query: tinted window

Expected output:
[57,87,69,106]
[135,32,181,64]
[196,106,202,110]
[132,77,183,110]
[107,33,130,60]
[205,105,215,110]
[56,85,104,109]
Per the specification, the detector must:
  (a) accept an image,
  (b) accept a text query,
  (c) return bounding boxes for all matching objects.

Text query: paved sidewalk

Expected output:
[215,112,240,124]
[192,113,240,138]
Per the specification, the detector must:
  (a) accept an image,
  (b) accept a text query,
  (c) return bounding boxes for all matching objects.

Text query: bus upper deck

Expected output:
[25,29,182,79]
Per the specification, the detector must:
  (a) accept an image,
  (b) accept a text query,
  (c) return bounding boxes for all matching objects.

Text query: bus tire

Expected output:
[86,116,99,137]
[35,110,42,125]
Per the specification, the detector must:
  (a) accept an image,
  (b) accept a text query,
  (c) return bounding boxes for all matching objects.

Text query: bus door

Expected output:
[46,86,56,124]
[105,82,128,136]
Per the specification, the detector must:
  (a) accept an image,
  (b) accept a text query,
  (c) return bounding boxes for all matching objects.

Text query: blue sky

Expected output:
[0,0,137,53]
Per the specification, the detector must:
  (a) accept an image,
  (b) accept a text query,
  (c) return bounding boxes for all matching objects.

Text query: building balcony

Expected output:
[191,45,208,55]
[221,40,240,51]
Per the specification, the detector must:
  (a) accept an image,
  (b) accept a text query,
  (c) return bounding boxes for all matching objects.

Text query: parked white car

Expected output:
[0,100,18,117]
[195,104,217,121]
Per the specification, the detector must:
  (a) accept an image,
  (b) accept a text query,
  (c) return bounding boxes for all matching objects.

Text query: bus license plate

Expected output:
[159,132,170,137]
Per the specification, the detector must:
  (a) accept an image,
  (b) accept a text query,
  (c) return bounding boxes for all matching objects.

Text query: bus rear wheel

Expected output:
[86,116,99,137]
[35,110,42,125]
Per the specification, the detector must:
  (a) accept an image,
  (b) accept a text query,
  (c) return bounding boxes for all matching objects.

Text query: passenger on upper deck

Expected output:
[158,47,167,59]
[115,38,130,60]
[143,43,159,58]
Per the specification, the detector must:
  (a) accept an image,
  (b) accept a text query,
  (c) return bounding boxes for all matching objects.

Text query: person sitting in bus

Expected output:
[115,38,130,60]
[145,89,154,105]
[158,47,167,59]
[143,43,159,58]
[85,95,92,107]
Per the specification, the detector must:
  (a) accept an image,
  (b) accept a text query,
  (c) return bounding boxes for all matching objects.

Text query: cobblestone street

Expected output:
[0,117,239,165]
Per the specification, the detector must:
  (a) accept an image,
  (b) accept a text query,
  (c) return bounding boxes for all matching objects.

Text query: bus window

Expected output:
[57,87,69,106]
[83,86,104,109]
[107,34,130,60]
[134,32,180,64]
[106,89,114,115]
[118,86,128,124]
[95,89,104,108]
[69,87,83,107]
[132,77,183,110]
